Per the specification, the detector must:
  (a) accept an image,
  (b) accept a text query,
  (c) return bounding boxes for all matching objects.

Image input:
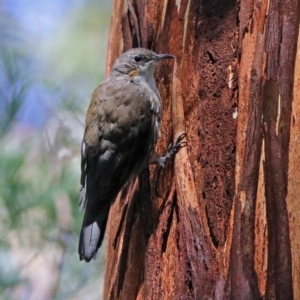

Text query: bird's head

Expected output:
[112,48,175,77]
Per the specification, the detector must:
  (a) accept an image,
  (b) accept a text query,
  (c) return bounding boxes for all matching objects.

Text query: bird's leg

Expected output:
[159,133,187,167]
[149,133,187,196]
[149,133,187,166]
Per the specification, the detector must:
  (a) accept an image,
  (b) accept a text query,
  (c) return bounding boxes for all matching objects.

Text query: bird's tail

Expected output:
[78,209,109,262]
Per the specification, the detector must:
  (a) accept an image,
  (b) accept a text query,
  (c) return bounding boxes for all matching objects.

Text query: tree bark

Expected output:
[103,0,300,299]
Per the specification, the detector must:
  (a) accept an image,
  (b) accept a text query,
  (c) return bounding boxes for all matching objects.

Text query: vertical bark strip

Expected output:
[230,1,266,298]
[263,0,299,299]
[196,0,238,248]
[287,27,300,300]
[103,0,300,299]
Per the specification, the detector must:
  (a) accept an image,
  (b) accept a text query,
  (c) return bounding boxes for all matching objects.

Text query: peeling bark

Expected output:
[103,0,300,299]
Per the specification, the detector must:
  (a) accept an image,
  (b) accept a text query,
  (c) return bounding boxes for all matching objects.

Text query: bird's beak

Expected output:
[154,53,175,60]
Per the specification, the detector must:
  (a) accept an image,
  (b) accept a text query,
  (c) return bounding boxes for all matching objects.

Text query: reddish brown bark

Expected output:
[103,0,300,299]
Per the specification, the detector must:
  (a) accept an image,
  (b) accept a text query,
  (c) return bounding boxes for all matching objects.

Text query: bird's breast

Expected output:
[132,75,162,114]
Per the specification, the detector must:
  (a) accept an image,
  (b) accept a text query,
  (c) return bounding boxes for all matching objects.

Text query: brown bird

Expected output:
[79,48,183,262]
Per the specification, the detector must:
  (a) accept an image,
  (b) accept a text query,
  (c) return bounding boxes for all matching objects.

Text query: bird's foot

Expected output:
[154,133,187,197]
[157,133,187,167]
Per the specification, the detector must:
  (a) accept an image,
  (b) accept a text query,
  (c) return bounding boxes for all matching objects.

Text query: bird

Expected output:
[79,48,183,262]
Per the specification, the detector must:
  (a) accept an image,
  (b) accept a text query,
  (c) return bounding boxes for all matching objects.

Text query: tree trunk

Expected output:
[103,0,300,299]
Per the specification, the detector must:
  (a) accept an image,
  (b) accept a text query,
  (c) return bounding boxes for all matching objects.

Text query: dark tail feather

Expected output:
[78,210,109,262]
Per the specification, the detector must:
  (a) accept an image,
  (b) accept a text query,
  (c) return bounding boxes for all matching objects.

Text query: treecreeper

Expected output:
[79,48,186,262]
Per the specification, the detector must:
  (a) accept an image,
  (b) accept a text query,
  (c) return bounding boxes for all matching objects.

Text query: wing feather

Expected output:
[79,77,161,261]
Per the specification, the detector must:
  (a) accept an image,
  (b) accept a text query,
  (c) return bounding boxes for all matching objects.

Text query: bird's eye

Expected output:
[133,55,142,62]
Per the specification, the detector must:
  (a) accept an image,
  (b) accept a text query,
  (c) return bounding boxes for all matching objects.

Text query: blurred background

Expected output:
[0,0,111,299]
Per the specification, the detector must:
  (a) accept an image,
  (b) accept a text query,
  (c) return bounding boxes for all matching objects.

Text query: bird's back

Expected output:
[79,75,161,261]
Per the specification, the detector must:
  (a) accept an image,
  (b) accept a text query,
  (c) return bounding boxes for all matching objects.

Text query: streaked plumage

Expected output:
[79,48,174,262]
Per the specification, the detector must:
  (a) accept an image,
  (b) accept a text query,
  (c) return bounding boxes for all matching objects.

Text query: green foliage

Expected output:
[0,152,28,229]
[0,48,30,136]
[0,0,110,298]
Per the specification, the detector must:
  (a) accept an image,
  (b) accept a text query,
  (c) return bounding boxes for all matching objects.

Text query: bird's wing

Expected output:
[79,78,159,261]
[80,78,157,206]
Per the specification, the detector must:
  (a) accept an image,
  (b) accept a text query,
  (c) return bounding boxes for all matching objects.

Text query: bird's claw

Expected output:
[158,133,187,167]
[168,133,187,155]
[155,133,187,196]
